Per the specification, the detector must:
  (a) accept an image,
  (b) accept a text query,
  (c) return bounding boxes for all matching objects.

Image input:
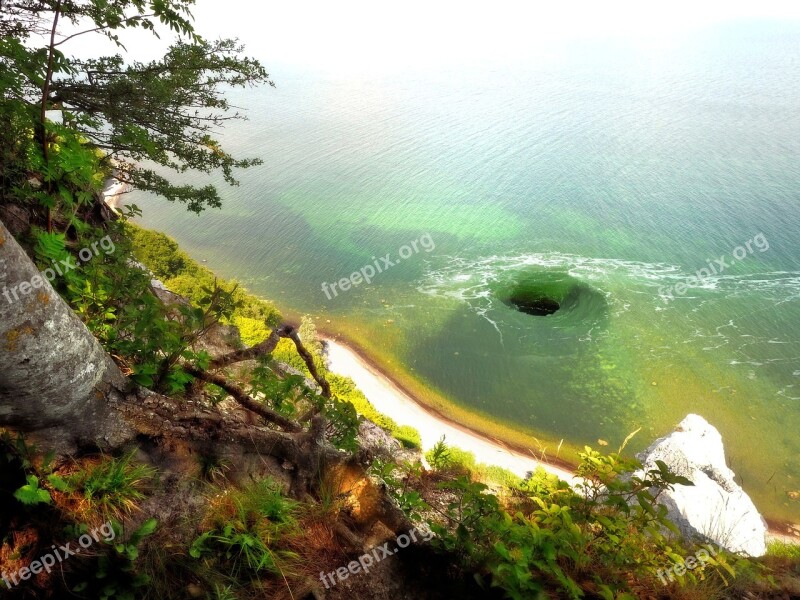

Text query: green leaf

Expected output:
[14,475,52,505]
[47,473,73,492]
[133,517,158,538]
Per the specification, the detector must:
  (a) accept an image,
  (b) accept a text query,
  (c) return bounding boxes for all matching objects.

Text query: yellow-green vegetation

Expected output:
[125,224,281,341]
[768,540,800,560]
[190,478,299,579]
[69,451,156,517]
[425,436,524,488]
[393,424,423,449]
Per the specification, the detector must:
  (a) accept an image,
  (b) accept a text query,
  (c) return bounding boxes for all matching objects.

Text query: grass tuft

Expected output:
[70,450,155,516]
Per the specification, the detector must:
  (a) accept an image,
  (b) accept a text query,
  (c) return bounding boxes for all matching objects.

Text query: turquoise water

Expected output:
[134,21,800,521]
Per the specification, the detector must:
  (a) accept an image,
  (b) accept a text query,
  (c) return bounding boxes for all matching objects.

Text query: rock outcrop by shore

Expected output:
[635,414,768,557]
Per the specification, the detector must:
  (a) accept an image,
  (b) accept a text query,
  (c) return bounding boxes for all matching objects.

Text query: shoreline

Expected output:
[322,333,800,542]
[323,334,578,484]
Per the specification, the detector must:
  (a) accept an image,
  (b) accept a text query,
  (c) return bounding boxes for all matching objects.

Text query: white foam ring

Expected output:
[415,252,800,350]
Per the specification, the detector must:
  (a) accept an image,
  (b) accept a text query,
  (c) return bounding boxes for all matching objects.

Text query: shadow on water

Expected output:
[404,269,646,447]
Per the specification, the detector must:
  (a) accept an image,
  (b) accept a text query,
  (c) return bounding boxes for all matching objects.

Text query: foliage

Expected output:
[124,224,189,279]
[246,355,309,419]
[12,123,108,227]
[1,0,272,213]
[394,424,422,449]
[425,438,477,474]
[425,437,529,488]
[70,451,155,516]
[72,518,159,600]
[190,478,298,578]
[32,220,246,393]
[421,444,749,599]
[428,476,503,576]
[321,367,422,449]
[767,540,800,561]
[105,268,233,392]
[323,396,361,453]
[427,435,452,470]
[196,452,232,483]
[0,434,160,599]
[13,474,52,506]
[232,315,271,347]
[474,464,524,489]
[370,459,429,522]
[445,446,478,473]
[1,432,66,509]
[126,224,281,330]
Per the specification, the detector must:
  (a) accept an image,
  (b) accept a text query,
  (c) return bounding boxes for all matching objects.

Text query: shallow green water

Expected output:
[134,21,800,521]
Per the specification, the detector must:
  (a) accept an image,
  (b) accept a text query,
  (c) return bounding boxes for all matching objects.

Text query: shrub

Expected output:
[426,436,452,470]
[232,316,271,346]
[447,446,477,473]
[125,225,190,280]
[474,464,523,489]
[767,540,800,561]
[394,425,422,449]
[126,223,281,332]
[423,444,745,599]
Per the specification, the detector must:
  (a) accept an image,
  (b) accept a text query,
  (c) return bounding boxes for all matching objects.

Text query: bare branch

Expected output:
[183,364,302,433]
[284,328,331,399]
[207,323,331,399]
[208,325,288,370]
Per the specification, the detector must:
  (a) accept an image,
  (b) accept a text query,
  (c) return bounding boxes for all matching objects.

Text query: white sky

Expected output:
[61,0,800,76]
[188,0,800,74]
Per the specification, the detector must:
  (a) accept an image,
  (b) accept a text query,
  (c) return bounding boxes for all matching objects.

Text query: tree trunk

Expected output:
[0,218,134,453]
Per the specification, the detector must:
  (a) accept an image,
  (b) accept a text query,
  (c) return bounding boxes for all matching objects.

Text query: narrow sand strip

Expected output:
[323,337,576,484]
[103,178,129,211]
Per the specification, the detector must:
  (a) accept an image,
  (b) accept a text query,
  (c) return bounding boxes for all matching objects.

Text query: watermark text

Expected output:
[321,233,435,300]
[658,233,768,304]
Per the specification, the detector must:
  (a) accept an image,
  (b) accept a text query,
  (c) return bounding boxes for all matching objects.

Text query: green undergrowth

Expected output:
[389,436,779,600]
[190,478,299,579]
[768,540,800,561]
[125,224,281,339]
[426,436,524,488]
[3,427,797,600]
[0,433,160,599]
[69,451,157,518]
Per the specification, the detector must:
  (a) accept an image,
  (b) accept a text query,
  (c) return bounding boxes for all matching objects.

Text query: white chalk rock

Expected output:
[635,414,767,557]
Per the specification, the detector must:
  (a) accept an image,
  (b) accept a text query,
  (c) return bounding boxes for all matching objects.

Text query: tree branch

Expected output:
[208,325,288,370]
[39,0,61,233]
[183,364,302,433]
[284,328,331,399]
[207,323,331,399]
[53,13,157,47]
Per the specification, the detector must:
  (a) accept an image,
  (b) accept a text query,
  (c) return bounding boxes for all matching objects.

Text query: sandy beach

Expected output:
[102,177,129,211]
[323,337,577,484]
